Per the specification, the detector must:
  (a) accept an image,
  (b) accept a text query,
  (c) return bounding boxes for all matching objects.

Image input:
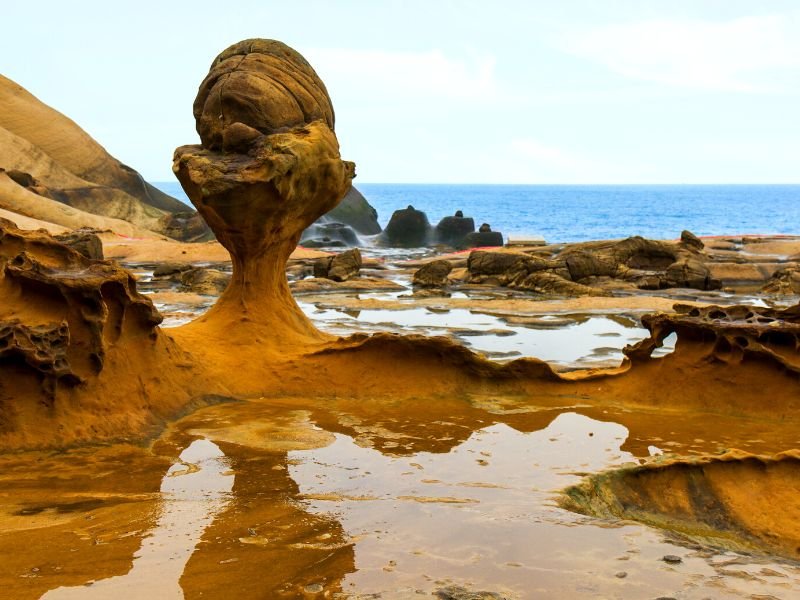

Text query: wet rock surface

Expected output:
[562,450,800,559]
[314,248,362,282]
[380,205,431,247]
[413,259,453,288]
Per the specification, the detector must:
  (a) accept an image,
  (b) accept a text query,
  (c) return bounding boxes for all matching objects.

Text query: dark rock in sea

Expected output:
[301,238,348,249]
[314,248,362,282]
[54,229,104,260]
[413,260,453,287]
[301,186,381,246]
[380,205,431,247]
[301,222,360,247]
[435,211,475,247]
[180,268,231,295]
[462,229,504,248]
[325,186,381,235]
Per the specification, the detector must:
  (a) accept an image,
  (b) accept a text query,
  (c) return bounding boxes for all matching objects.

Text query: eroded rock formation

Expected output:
[2,38,800,477]
[465,234,722,297]
[561,450,800,559]
[0,76,209,241]
[172,39,354,352]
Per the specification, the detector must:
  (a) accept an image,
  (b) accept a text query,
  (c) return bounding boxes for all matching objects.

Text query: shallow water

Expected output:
[2,395,799,599]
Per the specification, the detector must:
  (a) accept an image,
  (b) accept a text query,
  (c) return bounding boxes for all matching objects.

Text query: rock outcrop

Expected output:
[413,260,453,288]
[435,211,475,247]
[0,218,203,445]
[324,186,381,236]
[562,450,800,559]
[0,75,210,241]
[300,186,381,248]
[173,39,355,350]
[465,235,722,297]
[463,223,504,248]
[379,205,431,247]
[314,248,362,282]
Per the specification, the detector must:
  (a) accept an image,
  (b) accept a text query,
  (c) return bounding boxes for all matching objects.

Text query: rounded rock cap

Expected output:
[193,38,335,150]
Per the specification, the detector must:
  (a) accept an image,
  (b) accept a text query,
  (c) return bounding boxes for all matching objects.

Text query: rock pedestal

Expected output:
[173,39,354,346]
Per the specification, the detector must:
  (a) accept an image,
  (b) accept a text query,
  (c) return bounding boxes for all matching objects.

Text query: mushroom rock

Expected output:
[193,39,335,150]
[173,39,354,354]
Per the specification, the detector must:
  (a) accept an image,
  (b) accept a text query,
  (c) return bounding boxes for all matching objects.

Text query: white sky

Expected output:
[2,0,798,183]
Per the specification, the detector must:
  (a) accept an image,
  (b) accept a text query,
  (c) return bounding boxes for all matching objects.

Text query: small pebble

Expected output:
[615,571,627,578]
[662,554,682,564]
[304,583,324,594]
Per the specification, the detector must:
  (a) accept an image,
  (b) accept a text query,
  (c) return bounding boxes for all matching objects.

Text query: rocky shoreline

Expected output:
[1,37,799,599]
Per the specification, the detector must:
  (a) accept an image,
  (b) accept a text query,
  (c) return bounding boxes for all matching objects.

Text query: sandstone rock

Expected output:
[565,250,619,281]
[413,260,453,287]
[54,229,104,260]
[0,219,162,386]
[180,268,231,295]
[194,39,335,150]
[153,262,193,278]
[681,229,704,251]
[314,248,362,282]
[174,39,354,348]
[0,75,209,241]
[435,212,475,247]
[663,258,721,290]
[762,265,800,295]
[379,205,431,247]
[0,320,79,400]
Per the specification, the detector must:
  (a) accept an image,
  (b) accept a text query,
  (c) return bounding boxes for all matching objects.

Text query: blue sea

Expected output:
[154,182,800,243]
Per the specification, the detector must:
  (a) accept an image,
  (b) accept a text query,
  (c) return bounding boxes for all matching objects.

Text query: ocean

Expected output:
[153,182,800,243]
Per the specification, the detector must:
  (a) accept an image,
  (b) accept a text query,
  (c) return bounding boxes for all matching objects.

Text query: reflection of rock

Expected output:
[0,75,209,241]
[562,449,800,559]
[413,260,453,288]
[314,249,362,282]
[379,205,431,247]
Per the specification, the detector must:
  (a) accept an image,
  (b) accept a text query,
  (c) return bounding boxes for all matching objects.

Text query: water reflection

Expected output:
[43,440,233,600]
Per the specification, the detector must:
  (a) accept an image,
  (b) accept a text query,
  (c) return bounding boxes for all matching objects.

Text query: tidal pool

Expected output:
[2,395,799,598]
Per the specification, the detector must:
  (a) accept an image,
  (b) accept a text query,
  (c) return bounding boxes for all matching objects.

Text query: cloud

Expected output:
[558,12,800,92]
[305,47,501,102]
